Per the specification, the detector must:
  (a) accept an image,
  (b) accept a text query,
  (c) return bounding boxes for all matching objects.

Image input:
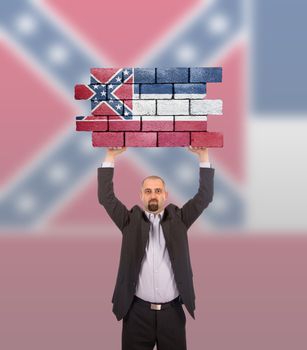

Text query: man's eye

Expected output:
[156,189,161,193]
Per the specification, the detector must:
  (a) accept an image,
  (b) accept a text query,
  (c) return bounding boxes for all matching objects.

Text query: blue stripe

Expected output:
[134,68,156,83]
[253,0,307,115]
[141,84,172,95]
[174,83,206,95]
[134,84,140,96]
[190,68,222,83]
[157,68,189,83]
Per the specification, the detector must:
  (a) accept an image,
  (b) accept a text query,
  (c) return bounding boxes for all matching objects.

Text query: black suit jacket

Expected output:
[98,166,214,321]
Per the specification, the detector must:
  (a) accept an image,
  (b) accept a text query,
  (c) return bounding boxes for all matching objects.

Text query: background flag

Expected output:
[0,0,306,349]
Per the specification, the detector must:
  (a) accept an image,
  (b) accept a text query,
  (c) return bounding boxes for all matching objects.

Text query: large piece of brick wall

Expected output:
[74,67,223,147]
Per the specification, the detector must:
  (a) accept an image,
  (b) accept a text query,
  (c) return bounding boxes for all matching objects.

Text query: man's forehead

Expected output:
[142,179,164,189]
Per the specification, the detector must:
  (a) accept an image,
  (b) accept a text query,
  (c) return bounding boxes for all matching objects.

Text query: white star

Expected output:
[100,91,106,96]
[16,193,37,214]
[208,14,230,35]
[48,162,69,184]
[176,44,197,63]
[116,76,121,82]
[47,43,69,65]
[93,85,99,89]
[116,104,121,110]
[109,84,114,89]
[123,69,129,76]
[124,111,129,116]
[15,13,38,35]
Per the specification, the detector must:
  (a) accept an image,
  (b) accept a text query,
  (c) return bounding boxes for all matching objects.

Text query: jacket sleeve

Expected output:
[179,167,215,229]
[97,167,130,232]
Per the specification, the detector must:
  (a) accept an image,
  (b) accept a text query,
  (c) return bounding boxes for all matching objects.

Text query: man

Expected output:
[98,146,215,350]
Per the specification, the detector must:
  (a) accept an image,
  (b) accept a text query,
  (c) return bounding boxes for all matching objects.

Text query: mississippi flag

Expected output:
[74,67,223,147]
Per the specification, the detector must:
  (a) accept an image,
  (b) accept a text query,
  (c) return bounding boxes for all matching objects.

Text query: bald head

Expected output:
[141,175,166,190]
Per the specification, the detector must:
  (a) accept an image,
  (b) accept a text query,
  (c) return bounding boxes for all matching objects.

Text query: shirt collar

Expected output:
[144,208,164,221]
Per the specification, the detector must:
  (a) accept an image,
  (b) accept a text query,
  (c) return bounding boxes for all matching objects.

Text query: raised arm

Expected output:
[179,146,215,229]
[97,147,130,231]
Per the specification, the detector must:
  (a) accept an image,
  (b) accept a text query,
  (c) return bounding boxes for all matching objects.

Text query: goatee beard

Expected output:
[148,201,158,212]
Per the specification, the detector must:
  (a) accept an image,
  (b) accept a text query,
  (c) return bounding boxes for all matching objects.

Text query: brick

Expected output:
[191,132,223,147]
[157,100,189,115]
[90,84,107,100]
[134,68,156,83]
[140,84,173,99]
[174,116,207,131]
[131,100,156,115]
[76,116,108,131]
[190,67,222,83]
[174,83,206,99]
[92,132,124,147]
[133,84,140,99]
[125,132,157,147]
[90,68,123,83]
[74,84,95,100]
[142,116,174,131]
[157,68,189,83]
[107,83,139,100]
[191,99,223,115]
[109,117,141,131]
[92,100,124,115]
[158,132,190,147]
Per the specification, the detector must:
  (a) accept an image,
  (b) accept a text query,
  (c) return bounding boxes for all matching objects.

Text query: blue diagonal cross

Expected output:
[0,0,244,230]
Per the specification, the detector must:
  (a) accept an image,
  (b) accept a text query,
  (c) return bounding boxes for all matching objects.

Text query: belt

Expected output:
[133,295,182,311]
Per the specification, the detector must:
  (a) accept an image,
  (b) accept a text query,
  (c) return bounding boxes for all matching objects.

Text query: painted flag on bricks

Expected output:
[74,67,224,147]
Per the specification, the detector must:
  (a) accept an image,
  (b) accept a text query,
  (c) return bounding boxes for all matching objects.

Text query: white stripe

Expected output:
[174,93,207,99]
[157,100,189,115]
[248,118,307,231]
[141,93,172,100]
[191,99,223,115]
[175,115,208,121]
[133,100,156,115]
[109,116,141,121]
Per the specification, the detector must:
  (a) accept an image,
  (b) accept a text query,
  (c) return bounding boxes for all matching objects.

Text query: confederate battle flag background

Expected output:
[0,1,306,349]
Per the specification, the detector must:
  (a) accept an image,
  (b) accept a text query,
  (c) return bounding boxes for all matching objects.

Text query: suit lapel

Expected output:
[161,208,174,258]
[140,212,150,254]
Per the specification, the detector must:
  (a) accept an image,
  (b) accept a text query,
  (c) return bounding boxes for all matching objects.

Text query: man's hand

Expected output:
[186,146,209,162]
[103,147,127,163]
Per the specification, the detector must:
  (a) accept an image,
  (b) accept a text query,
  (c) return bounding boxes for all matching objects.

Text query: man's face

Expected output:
[140,178,168,213]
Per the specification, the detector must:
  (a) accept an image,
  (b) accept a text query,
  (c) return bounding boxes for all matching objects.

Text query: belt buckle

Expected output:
[150,303,161,311]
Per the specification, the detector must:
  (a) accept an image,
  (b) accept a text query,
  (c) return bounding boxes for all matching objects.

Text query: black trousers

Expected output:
[122,296,187,350]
